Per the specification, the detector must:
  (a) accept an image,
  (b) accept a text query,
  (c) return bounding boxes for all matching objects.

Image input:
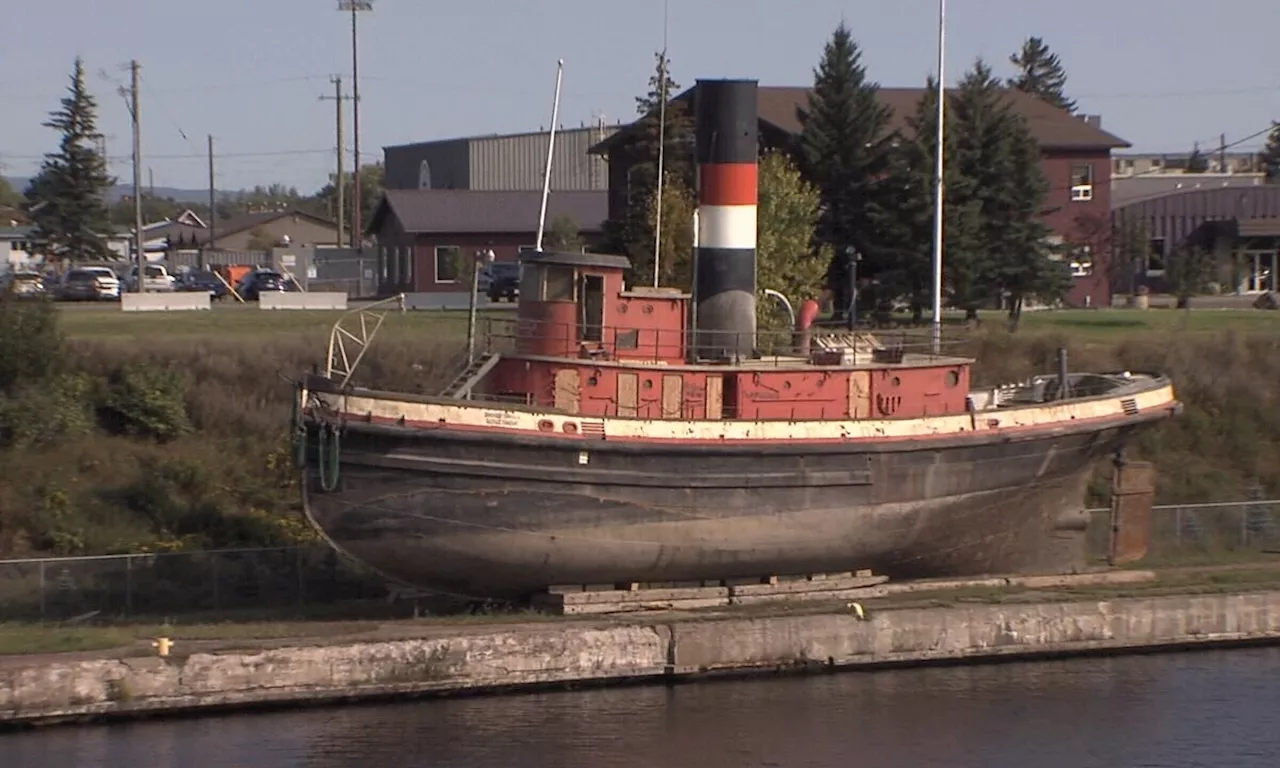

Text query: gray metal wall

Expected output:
[383,126,618,193]
[467,126,617,191]
[383,138,471,190]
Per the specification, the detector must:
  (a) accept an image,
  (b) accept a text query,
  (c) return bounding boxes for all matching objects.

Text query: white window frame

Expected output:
[434,246,461,283]
[1070,162,1095,202]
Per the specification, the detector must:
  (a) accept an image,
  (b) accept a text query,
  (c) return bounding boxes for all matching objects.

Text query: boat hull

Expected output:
[301,419,1147,599]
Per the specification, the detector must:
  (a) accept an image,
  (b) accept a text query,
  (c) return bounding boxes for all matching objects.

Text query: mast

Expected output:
[929,0,947,354]
[535,59,565,251]
[651,0,670,287]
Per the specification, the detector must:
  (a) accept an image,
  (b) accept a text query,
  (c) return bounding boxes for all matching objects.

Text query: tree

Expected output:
[797,22,894,311]
[313,163,385,235]
[1007,37,1076,112]
[644,177,696,290]
[1186,143,1209,173]
[23,58,115,263]
[1165,242,1214,307]
[603,52,694,283]
[755,151,831,331]
[1109,214,1151,296]
[545,215,583,252]
[0,176,23,222]
[1261,123,1280,183]
[869,79,980,324]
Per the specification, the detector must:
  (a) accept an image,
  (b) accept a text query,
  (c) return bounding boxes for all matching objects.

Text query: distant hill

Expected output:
[5,176,236,205]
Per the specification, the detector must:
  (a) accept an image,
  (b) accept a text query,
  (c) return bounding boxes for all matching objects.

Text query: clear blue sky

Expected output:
[3,0,1277,193]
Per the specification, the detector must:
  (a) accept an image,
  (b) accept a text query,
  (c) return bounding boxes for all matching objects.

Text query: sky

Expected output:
[3,0,1278,193]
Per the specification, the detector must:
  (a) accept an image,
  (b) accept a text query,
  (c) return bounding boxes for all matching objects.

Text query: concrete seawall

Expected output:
[4,591,1280,726]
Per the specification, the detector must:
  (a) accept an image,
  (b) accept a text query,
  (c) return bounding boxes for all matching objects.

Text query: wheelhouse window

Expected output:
[435,246,460,283]
[543,265,576,301]
[579,273,604,342]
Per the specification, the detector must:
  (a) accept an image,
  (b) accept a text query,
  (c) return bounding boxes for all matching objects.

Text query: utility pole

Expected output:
[339,1,372,253]
[1220,133,1228,175]
[129,60,143,293]
[319,75,349,247]
[204,135,215,270]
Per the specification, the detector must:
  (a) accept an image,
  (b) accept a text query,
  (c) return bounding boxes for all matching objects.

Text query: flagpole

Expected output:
[930,0,947,354]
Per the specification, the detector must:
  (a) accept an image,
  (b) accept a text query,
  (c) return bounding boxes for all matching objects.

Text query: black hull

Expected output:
[301,420,1147,599]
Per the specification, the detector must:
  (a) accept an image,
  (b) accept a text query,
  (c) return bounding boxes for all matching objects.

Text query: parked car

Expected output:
[484,262,522,302]
[58,267,121,301]
[236,269,295,301]
[1,271,48,299]
[125,264,177,293]
[176,270,230,301]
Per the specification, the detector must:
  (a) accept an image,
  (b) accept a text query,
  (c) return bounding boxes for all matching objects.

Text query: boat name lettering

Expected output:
[483,411,520,427]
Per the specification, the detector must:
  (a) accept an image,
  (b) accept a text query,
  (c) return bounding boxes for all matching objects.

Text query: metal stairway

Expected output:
[440,353,501,400]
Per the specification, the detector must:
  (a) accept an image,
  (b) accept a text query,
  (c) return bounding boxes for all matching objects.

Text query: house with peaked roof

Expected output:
[366,189,607,295]
[151,209,341,253]
[591,84,1131,309]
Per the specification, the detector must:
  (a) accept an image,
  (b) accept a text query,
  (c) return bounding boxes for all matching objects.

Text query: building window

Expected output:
[379,246,388,280]
[1070,246,1093,277]
[404,246,414,283]
[1147,238,1166,274]
[435,246,461,283]
[389,244,400,284]
[1070,163,1094,202]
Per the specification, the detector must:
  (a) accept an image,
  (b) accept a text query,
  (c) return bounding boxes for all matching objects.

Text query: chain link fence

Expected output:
[1085,499,1280,564]
[0,545,387,622]
[3,501,1280,622]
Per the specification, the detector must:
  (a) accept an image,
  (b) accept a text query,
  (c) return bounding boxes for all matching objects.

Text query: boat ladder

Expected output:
[440,353,501,400]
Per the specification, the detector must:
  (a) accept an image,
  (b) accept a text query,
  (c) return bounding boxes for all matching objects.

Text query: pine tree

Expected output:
[1186,143,1209,173]
[1263,123,1280,183]
[1008,37,1076,113]
[797,22,894,314]
[23,58,115,263]
[603,52,694,284]
[871,78,981,323]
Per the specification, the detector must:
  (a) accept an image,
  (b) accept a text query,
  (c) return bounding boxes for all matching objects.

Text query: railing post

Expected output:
[38,560,46,621]
[125,555,134,617]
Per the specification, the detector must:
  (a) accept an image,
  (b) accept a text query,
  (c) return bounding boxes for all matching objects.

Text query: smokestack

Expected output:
[693,79,758,360]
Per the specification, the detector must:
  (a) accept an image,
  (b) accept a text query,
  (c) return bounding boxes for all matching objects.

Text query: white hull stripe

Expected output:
[312,383,1177,443]
[697,205,758,251]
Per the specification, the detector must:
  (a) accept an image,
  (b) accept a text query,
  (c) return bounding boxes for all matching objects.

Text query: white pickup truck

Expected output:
[125,264,177,293]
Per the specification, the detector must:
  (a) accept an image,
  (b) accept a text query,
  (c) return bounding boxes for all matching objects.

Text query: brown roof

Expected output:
[369,190,608,235]
[594,85,1130,154]
[153,208,336,246]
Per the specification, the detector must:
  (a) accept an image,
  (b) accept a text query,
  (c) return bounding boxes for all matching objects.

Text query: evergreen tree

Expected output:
[1260,123,1280,182]
[870,79,981,323]
[1186,143,1209,173]
[755,151,831,333]
[797,22,894,312]
[1008,37,1076,112]
[23,58,115,263]
[602,52,694,284]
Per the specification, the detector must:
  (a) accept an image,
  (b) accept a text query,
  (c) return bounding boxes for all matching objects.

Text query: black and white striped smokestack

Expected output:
[693,79,758,360]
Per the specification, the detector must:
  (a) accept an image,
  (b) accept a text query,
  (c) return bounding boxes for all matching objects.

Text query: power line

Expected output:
[3,148,334,162]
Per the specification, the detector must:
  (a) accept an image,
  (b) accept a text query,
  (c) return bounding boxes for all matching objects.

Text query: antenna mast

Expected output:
[930,0,947,353]
[651,0,670,287]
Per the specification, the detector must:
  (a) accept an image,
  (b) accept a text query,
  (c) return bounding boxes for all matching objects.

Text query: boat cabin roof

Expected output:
[519,249,631,271]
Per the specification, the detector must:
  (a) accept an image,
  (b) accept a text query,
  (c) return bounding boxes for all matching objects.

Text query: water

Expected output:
[7,648,1280,768]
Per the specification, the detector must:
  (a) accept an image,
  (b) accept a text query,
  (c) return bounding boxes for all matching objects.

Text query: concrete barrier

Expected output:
[120,293,211,312]
[259,292,349,311]
[4,590,1280,726]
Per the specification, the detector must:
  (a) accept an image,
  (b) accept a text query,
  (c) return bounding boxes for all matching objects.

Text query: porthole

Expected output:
[642,304,654,314]
[891,376,901,387]
[643,379,654,390]
[945,370,960,388]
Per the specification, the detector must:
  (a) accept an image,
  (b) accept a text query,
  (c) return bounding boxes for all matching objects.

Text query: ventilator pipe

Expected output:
[794,298,821,356]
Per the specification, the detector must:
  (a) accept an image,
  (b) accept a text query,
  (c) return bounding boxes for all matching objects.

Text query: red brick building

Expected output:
[366,189,607,295]
[593,85,1130,308]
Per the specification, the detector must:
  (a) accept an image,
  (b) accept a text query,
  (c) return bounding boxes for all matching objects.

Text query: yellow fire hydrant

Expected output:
[152,637,174,657]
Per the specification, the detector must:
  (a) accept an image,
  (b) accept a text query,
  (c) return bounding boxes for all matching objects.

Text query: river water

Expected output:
[8,647,1280,768]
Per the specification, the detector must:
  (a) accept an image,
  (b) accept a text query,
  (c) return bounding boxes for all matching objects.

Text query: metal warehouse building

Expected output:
[383,124,622,193]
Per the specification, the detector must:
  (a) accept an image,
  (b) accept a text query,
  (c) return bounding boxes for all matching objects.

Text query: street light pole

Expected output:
[338,1,371,253]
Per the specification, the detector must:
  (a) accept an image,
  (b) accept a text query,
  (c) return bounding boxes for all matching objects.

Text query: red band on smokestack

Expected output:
[699,163,758,207]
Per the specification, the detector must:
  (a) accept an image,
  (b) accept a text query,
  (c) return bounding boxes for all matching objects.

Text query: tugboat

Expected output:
[296,80,1181,599]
